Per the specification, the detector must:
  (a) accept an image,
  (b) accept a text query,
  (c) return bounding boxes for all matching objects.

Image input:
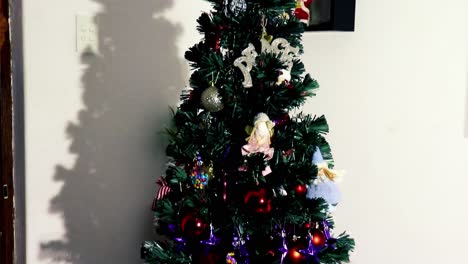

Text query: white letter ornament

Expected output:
[261,38,299,71]
[233,43,258,88]
[233,38,299,88]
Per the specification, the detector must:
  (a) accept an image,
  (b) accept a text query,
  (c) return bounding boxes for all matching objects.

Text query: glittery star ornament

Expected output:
[201,223,220,246]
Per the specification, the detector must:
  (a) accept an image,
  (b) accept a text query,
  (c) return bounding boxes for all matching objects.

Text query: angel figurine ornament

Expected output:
[240,113,275,178]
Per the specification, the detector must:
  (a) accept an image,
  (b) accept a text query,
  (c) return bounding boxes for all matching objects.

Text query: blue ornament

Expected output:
[279,230,288,264]
[311,146,324,164]
[306,181,341,205]
[322,220,337,249]
[201,223,220,246]
[232,227,250,264]
[298,231,321,261]
[308,146,341,210]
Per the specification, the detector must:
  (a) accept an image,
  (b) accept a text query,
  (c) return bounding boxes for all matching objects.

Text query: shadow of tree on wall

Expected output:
[40,0,185,263]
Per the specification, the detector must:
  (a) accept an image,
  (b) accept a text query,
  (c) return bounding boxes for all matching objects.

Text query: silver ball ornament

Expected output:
[200,86,224,112]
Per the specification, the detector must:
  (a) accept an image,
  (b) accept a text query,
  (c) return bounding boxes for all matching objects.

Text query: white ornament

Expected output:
[276,69,291,85]
[233,38,299,88]
[261,38,300,71]
[233,43,258,88]
[278,186,288,196]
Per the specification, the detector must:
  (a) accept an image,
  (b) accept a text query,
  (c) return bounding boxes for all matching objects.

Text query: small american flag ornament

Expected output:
[151,176,171,211]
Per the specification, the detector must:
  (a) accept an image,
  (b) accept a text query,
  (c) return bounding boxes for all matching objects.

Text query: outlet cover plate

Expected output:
[76,15,98,54]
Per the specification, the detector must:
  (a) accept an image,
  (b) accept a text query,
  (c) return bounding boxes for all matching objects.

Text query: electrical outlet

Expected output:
[76,15,98,54]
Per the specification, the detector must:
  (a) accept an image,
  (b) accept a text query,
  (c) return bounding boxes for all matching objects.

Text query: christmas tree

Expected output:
[142,0,354,263]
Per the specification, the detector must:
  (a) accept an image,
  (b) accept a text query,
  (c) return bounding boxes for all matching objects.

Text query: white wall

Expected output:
[20,0,208,263]
[18,0,468,263]
[302,1,468,263]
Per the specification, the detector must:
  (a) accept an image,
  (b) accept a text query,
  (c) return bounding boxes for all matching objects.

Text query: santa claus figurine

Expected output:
[294,0,313,26]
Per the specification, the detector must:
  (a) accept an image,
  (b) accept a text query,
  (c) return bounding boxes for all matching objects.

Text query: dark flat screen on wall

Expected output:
[295,0,356,31]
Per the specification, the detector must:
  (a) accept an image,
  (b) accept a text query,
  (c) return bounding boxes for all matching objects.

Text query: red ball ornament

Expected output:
[181,214,207,237]
[310,228,326,247]
[287,248,305,263]
[295,184,307,196]
[195,219,203,228]
[290,249,302,260]
[272,112,291,127]
[198,251,222,264]
[244,188,272,213]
